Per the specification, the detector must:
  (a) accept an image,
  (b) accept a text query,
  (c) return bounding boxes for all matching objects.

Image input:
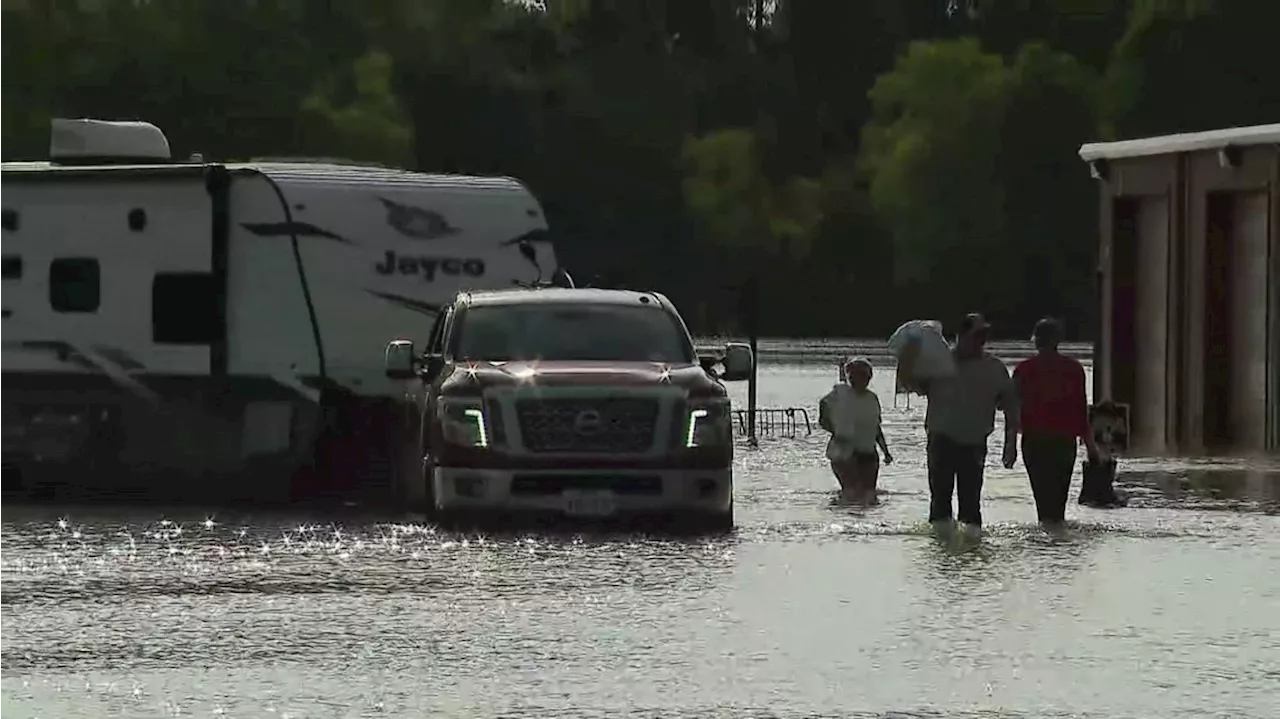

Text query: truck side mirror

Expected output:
[717,342,754,382]
[384,340,417,380]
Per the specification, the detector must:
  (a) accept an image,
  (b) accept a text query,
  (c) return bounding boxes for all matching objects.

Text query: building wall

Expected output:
[1229,191,1270,449]
[1134,197,1171,453]
[1096,154,1179,454]
[1097,145,1279,456]
[1184,147,1276,453]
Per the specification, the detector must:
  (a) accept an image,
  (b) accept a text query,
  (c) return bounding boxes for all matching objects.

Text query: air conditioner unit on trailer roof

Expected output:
[49,118,172,163]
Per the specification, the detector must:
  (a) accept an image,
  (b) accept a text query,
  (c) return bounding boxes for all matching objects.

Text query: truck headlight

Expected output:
[439,400,489,448]
[685,399,730,448]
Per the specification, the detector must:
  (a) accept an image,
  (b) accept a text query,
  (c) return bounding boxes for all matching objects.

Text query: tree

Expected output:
[680,127,823,334]
[999,42,1099,335]
[300,51,414,168]
[1104,0,1280,137]
[775,0,905,167]
[682,128,823,264]
[859,36,1101,329]
[7,0,1224,338]
[859,38,1009,303]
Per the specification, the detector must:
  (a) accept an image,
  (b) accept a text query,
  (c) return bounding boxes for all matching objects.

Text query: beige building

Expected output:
[1078,124,1280,456]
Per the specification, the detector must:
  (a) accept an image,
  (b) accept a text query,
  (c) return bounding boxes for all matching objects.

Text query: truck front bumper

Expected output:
[432,466,733,518]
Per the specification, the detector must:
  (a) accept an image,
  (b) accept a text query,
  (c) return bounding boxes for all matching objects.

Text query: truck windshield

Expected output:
[453,303,694,363]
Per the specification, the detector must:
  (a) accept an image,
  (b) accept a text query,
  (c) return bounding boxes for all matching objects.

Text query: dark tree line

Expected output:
[5,0,1278,339]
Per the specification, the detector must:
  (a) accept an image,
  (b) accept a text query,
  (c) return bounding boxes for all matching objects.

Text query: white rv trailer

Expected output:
[1,118,561,502]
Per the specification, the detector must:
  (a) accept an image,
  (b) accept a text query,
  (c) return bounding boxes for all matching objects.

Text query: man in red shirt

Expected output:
[1013,318,1098,525]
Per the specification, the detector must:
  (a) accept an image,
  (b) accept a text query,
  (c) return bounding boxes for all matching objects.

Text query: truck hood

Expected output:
[440,360,726,396]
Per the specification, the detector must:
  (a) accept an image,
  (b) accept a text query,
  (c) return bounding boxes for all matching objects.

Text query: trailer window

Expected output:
[153,273,220,344]
[49,258,100,313]
[2,256,21,279]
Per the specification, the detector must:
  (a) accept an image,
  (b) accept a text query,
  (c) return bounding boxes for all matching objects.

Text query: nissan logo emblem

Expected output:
[573,409,604,436]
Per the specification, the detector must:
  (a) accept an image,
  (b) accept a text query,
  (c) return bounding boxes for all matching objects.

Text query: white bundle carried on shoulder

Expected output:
[887,319,956,395]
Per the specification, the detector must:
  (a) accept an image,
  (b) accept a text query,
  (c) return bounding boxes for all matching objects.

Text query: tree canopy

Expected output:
[4,0,1273,338]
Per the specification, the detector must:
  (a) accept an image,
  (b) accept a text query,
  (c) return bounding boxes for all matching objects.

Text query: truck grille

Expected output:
[515,398,659,453]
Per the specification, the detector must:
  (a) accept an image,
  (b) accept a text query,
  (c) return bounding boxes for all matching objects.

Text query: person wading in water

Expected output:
[918,313,1020,530]
[1013,318,1097,526]
[819,357,894,503]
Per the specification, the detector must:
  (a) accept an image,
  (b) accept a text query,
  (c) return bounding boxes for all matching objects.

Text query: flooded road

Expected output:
[4,363,1279,718]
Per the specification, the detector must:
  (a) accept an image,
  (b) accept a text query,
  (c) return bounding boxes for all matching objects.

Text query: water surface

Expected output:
[3,363,1278,718]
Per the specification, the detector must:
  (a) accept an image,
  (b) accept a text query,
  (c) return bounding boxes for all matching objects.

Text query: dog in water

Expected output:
[1080,401,1128,508]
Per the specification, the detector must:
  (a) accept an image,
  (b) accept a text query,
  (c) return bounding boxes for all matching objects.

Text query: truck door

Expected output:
[422,306,453,462]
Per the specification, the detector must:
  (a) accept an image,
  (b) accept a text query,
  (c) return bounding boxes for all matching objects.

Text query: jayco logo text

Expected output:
[374,250,486,281]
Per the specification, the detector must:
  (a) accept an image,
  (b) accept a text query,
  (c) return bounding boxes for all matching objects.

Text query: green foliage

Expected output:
[300,52,414,168]
[682,128,823,261]
[1000,42,1100,327]
[859,36,1099,320]
[0,0,1266,337]
[1103,0,1280,137]
[859,38,1009,287]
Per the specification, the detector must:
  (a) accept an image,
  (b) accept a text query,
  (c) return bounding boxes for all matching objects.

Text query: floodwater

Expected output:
[3,362,1279,719]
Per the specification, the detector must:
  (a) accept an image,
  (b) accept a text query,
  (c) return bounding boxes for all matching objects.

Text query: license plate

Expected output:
[563,490,617,517]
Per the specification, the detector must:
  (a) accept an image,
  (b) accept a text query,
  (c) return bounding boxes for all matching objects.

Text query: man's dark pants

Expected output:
[1021,432,1077,523]
[926,433,987,526]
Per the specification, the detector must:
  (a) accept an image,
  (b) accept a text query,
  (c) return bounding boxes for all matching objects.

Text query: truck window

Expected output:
[425,307,451,355]
[438,307,455,355]
[49,258,100,313]
[453,303,694,363]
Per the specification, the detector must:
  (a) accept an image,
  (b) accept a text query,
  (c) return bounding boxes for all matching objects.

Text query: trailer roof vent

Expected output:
[49,118,172,163]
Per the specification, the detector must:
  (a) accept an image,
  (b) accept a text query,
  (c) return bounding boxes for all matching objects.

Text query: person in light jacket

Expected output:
[820,357,894,503]
[917,313,1020,528]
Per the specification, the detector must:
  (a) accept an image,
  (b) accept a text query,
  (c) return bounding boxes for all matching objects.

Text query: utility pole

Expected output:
[744,274,760,447]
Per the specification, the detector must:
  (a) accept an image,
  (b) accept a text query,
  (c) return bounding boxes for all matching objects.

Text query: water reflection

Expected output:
[1,516,740,608]
[1119,459,1280,513]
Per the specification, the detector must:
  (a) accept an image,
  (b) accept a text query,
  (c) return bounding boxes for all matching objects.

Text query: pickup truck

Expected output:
[383,287,752,531]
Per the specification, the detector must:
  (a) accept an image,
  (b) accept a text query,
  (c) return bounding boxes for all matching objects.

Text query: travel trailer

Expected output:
[1,118,563,503]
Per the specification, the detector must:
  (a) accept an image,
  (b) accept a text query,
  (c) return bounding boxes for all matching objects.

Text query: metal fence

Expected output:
[696,338,1092,365]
